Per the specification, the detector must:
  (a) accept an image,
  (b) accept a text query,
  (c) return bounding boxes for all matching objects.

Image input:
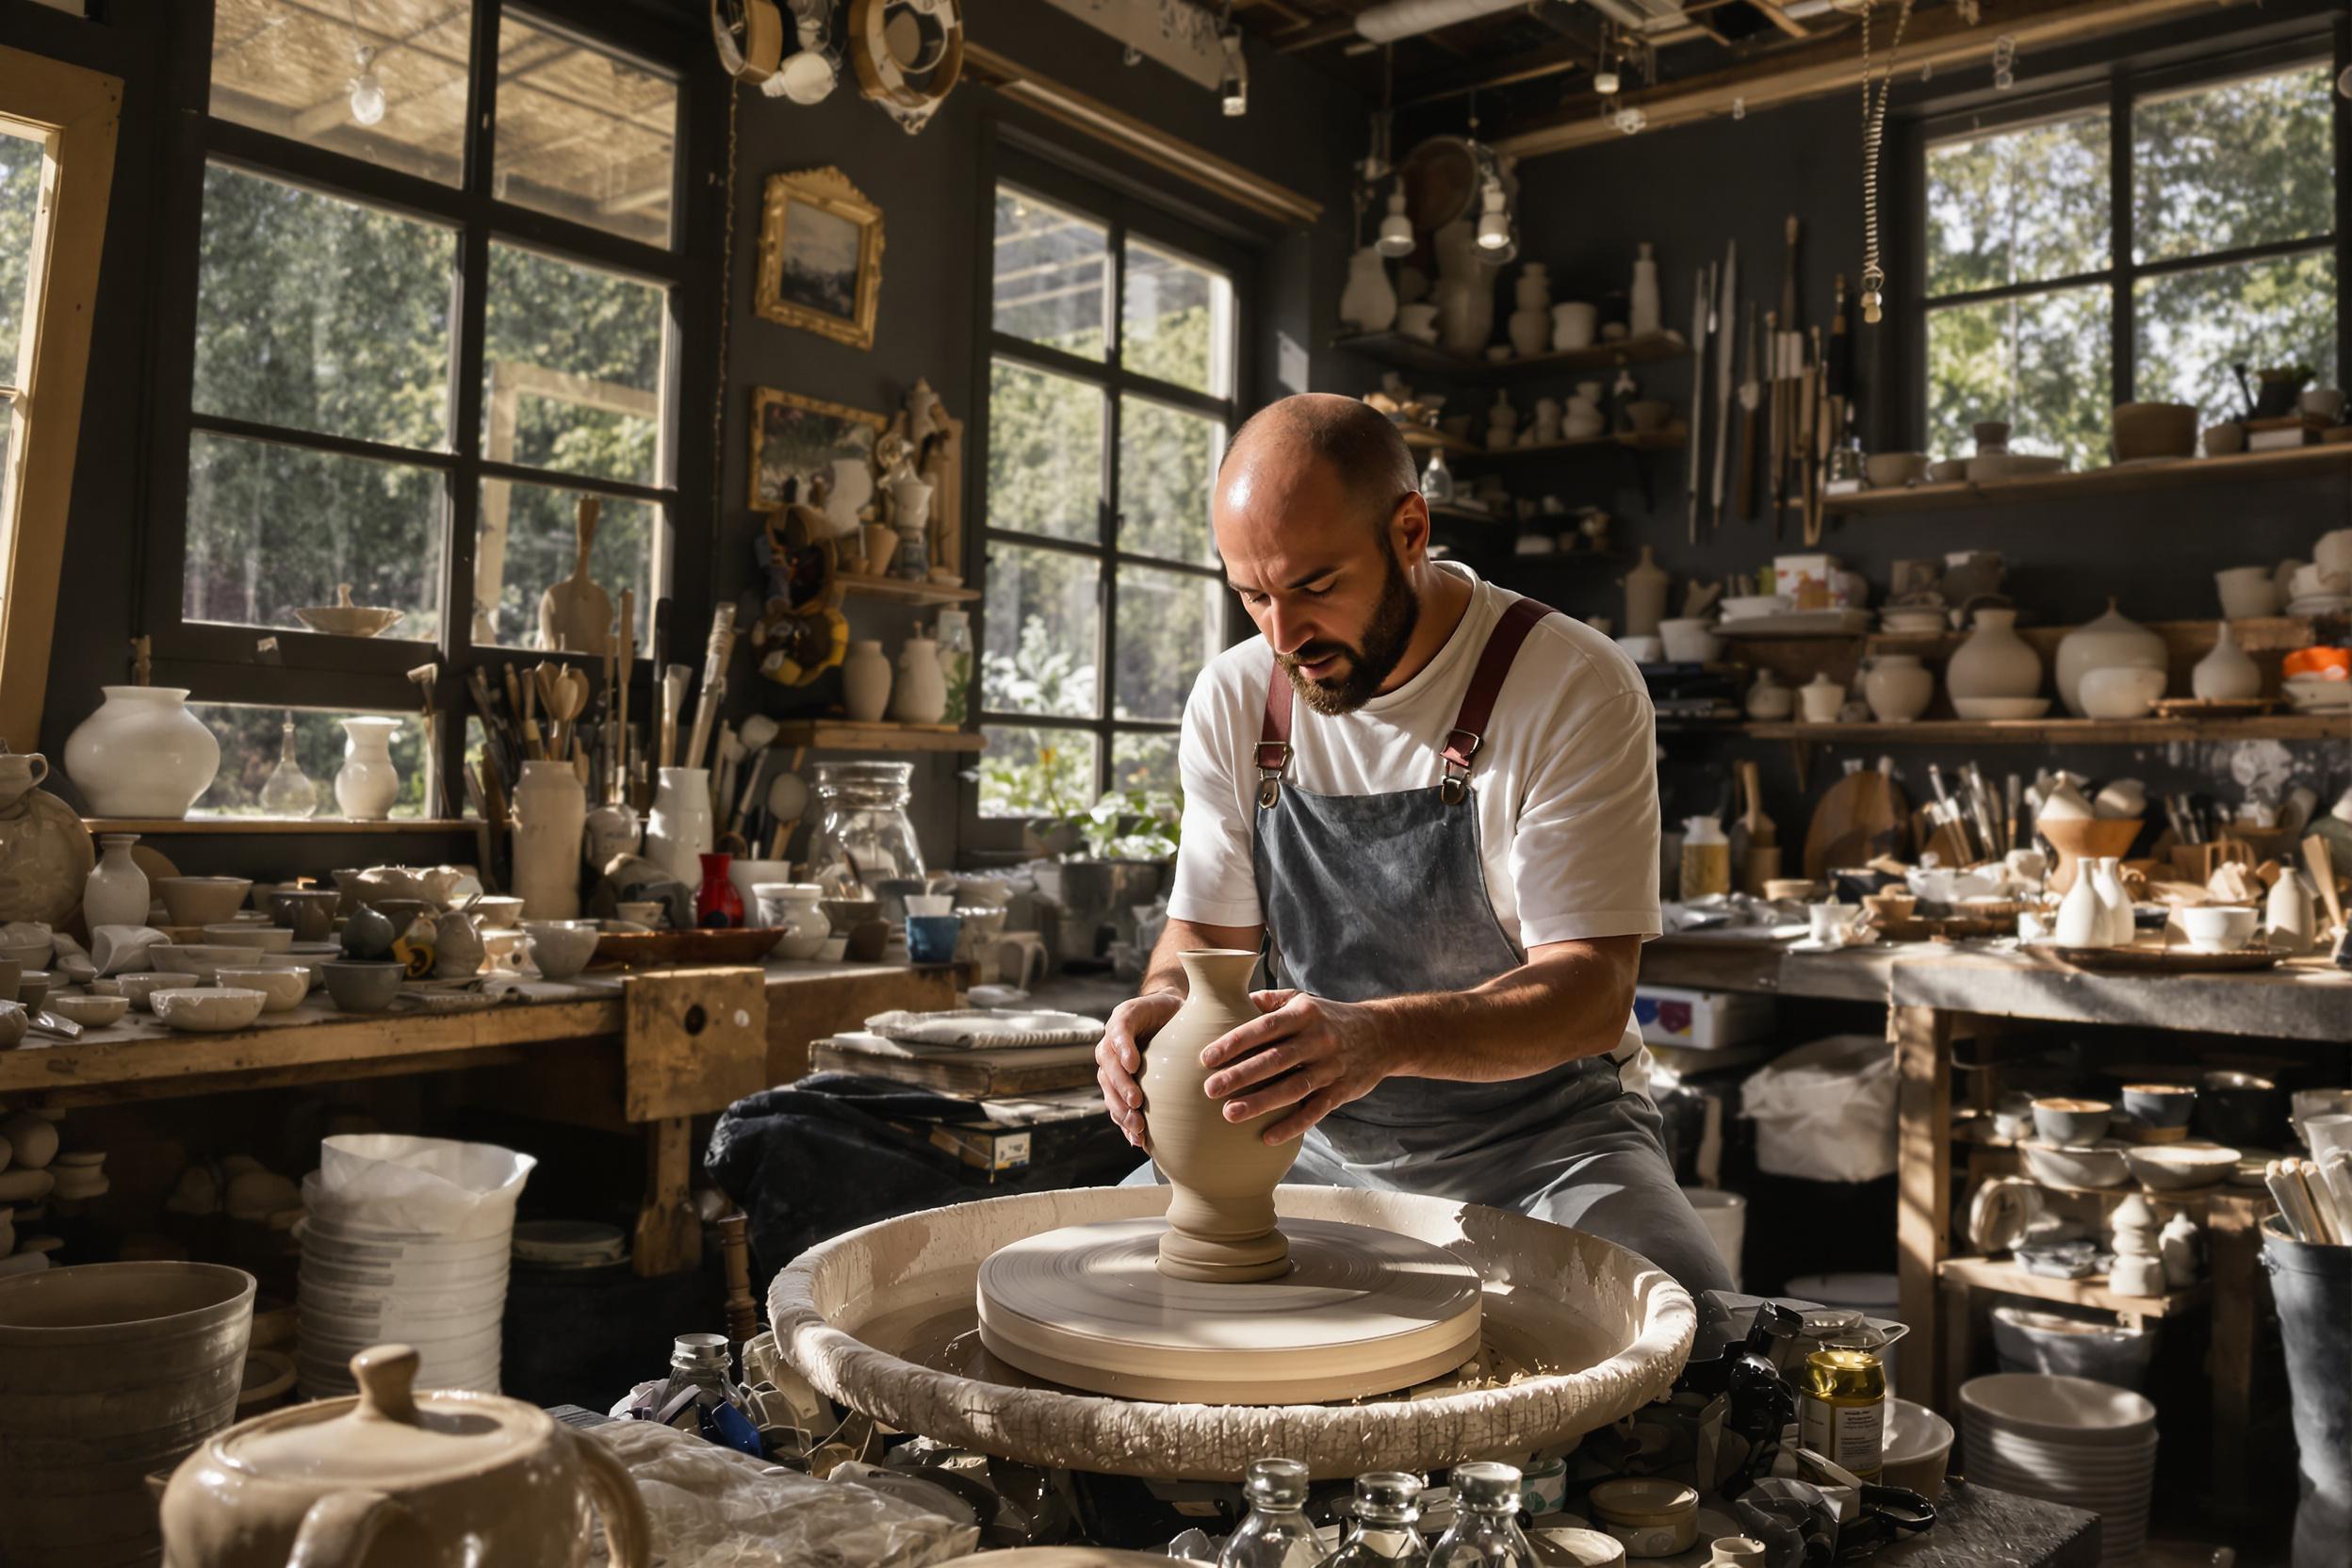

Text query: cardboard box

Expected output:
[1634,985,1777,1050]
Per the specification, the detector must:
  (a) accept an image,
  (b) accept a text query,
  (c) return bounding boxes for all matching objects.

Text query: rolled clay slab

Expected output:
[977,1217,1482,1403]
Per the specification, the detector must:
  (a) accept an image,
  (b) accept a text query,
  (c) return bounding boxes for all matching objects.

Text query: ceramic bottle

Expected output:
[2090,857,2134,946]
[1623,546,1669,636]
[644,766,714,884]
[83,832,150,929]
[755,883,830,959]
[2192,622,2262,700]
[1141,948,1300,1282]
[842,640,892,724]
[1628,241,1661,337]
[1508,263,1550,357]
[1339,246,1398,335]
[2055,599,2166,717]
[2054,860,2108,947]
[1861,654,1935,723]
[2267,869,2315,953]
[891,634,948,726]
[259,716,318,817]
[1947,608,2042,701]
[64,686,221,818]
[333,717,402,820]
[511,760,587,920]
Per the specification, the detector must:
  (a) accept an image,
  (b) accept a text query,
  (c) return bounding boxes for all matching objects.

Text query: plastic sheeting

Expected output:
[1739,1035,1898,1184]
[581,1420,978,1568]
[311,1133,536,1239]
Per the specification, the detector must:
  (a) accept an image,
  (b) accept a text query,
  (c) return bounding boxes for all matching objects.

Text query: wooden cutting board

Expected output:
[1803,766,1910,881]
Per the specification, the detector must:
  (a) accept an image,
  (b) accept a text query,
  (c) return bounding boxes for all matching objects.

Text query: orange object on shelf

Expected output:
[2282,646,2349,680]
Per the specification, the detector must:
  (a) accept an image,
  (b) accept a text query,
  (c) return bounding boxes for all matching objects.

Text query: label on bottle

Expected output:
[1800,1392,1884,1481]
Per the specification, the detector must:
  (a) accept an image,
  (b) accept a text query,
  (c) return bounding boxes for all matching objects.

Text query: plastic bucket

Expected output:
[2262,1217,2351,1568]
[1680,1187,1746,1291]
[310,1135,535,1242]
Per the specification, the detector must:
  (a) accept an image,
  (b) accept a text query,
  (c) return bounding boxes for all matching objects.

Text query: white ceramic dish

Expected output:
[148,943,253,984]
[1952,696,2051,720]
[150,987,268,1034]
[1878,607,1952,635]
[0,936,53,971]
[2282,678,2352,710]
[2123,1141,2239,1192]
[118,971,201,1011]
[2177,906,2258,952]
[1959,1372,2157,1446]
[470,896,526,930]
[2018,1138,2132,1189]
[46,992,128,1028]
[214,967,310,1014]
[1718,595,1791,621]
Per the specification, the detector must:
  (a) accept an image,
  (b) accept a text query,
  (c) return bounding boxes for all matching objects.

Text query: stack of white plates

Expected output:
[296,1204,513,1397]
[1960,1373,2157,1562]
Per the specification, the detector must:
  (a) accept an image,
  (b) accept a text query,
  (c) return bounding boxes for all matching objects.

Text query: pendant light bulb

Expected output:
[1594,69,1620,95]
[1218,31,1249,117]
[1376,186,1414,257]
[1475,181,1511,252]
[348,44,385,126]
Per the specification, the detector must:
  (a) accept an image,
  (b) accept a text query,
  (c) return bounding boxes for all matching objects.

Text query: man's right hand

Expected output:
[1097,988,1184,1151]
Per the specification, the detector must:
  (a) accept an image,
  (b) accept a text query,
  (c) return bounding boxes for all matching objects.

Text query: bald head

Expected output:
[1218,393,1420,533]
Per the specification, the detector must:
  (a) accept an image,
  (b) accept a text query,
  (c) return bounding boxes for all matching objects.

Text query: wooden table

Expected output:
[0,959,956,1273]
[1640,934,2351,1520]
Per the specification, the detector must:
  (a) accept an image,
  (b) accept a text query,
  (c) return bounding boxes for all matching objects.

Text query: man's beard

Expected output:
[1277,542,1420,716]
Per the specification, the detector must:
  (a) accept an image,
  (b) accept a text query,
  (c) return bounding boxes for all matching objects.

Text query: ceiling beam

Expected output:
[1275,17,1358,53]
[1744,0,1812,41]
[1401,35,1595,106]
[1493,0,2246,159]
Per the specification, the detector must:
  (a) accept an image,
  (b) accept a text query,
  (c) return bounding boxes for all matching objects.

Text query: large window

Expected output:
[145,1,697,815]
[1921,56,2337,466]
[975,163,1244,825]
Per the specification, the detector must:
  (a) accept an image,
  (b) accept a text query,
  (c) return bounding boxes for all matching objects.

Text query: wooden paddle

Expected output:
[1804,759,1911,882]
[1736,759,1780,893]
[538,496,612,654]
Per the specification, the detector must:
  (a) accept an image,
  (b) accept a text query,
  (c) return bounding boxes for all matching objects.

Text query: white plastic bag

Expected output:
[1739,1034,1899,1184]
[308,1134,536,1239]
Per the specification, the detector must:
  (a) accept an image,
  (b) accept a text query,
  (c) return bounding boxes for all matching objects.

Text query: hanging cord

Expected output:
[711,80,740,532]
[1857,0,1918,323]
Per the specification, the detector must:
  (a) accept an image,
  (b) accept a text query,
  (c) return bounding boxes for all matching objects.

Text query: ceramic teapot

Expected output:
[160,1344,650,1568]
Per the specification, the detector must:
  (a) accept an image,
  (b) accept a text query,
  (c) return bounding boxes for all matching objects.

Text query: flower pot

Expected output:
[64,687,221,818]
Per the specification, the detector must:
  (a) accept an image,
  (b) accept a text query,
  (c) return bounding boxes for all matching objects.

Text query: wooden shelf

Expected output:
[1450,425,1688,462]
[83,816,476,835]
[1824,441,2352,516]
[1333,329,1690,381]
[768,721,986,754]
[1938,1255,2209,1318]
[1398,426,1481,457]
[840,575,979,607]
[1740,713,2346,743]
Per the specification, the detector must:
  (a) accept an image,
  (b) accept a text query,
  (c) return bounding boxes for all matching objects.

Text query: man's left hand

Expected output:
[1199,989,1397,1145]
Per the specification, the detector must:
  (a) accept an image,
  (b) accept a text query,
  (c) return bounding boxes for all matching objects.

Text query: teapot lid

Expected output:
[221,1345,547,1484]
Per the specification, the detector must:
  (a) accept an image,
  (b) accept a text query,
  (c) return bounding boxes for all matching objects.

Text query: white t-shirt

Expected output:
[1169,562,1664,956]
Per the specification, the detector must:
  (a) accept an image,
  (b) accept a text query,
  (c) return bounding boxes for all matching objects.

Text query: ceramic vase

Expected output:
[2090,858,2134,946]
[1862,654,1935,723]
[2192,623,2262,700]
[644,766,714,884]
[1338,246,1398,334]
[2054,863,2108,947]
[2268,871,2315,953]
[842,640,892,724]
[584,798,642,870]
[694,853,744,929]
[755,883,830,959]
[1947,608,2042,701]
[1745,669,1794,720]
[433,909,484,979]
[1623,546,1669,637]
[1531,399,1563,445]
[333,717,401,821]
[258,718,318,817]
[83,832,150,929]
[1564,382,1606,439]
[2055,599,2165,717]
[511,760,587,920]
[891,635,948,725]
[1486,391,1517,450]
[1141,948,1300,1282]
[1552,302,1597,351]
[1431,220,1492,356]
[1628,241,1661,337]
[64,686,221,818]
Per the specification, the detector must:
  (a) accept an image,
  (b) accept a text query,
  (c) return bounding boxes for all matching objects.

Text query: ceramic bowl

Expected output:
[214,967,310,1015]
[0,937,50,972]
[0,1001,24,1051]
[1925,459,1969,483]
[1718,595,1790,621]
[2176,906,2257,953]
[1968,452,2066,482]
[2291,1088,2352,1145]
[2197,1070,2287,1147]
[2019,1138,2132,1189]
[202,923,295,953]
[14,972,53,1014]
[118,971,201,1012]
[1882,1397,1955,1499]
[155,876,254,927]
[2111,402,2197,462]
[2032,1098,2113,1145]
[2118,1083,2196,1130]
[522,922,601,983]
[149,943,252,985]
[321,960,404,1014]
[1625,400,1674,434]
[1657,618,1722,663]
[470,896,526,930]
[1614,635,1663,663]
[2204,422,2246,456]
[2123,1141,2238,1192]
[2079,666,2167,720]
[1865,451,1931,488]
[1952,696,2051,720]
[150,987,268,1034]
[47,992,128,1028]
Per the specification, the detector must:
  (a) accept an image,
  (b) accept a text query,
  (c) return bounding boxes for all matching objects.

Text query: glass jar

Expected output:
[1326,1471,1429,1566]
[1218,1458,1321,1568]
[805,761,926,897]
[1428,1462,1534,1567]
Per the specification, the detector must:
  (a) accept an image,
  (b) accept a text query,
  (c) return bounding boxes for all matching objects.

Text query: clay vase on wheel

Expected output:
[1141,949,1298,1282]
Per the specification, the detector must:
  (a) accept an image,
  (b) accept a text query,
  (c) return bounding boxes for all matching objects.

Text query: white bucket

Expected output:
[307,1135,536,1242]
[1681,1187,1746,1291]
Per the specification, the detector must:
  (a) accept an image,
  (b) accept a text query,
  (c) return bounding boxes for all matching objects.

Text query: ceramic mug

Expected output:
[2214,564,2280,619]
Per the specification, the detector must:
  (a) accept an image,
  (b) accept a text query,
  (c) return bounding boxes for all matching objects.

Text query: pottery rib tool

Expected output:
[538,496,613,655]
[406,662,445,819]
[1711,240,1737,532]
[1687,262,1710,545]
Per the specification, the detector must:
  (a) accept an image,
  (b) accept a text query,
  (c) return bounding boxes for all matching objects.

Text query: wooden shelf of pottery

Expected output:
[839,576,979,608]
[1740,713,2346,744]
[1823,440,2352,516]
[1402,424,1688,460]
[81,816,477,835]
[1936,1255,2211,1319]
[767,720,985,754]
[1331,328,1690,381]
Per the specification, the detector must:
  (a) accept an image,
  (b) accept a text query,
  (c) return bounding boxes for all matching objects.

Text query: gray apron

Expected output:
[1130,596,1734,1297]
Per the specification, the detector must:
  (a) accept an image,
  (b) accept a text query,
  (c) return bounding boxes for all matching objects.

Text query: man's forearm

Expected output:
[1360,941,1638,1083]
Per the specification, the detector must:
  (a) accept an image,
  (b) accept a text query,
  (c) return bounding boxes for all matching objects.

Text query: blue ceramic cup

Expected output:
[906,913,963,966]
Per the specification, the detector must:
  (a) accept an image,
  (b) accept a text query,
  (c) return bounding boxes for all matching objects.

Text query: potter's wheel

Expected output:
[976,1217,1483,1403]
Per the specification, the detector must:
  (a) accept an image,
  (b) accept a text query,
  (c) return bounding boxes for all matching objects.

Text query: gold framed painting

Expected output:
[755,167,884,349]
[749,386,887,514]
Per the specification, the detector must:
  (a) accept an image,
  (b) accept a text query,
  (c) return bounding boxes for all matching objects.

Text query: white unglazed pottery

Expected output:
[841,640,892,724]
[512,760,588,920]
[64,688,221,818]
[754,884,830,959]
[1862,654,1935,723]
[82,833,150,930]
[891,635,948,725]
[1947,608,2042,701]
[334,717,402,820]
[2191,623,2262,700]
[2079,665,2166,720]
[2055,599,2165,717]
[1338,245,1398,334]
[151,988,268,1034]
[642,767,713,885]
[213,967,309,1014]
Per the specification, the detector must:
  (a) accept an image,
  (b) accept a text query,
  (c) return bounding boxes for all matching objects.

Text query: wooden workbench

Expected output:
[0,959,957,1272]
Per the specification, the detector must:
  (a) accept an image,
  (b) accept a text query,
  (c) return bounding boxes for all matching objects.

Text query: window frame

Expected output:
[0,44,122,750]
[1903,24,2350,452]
[966,138,1254,848]
[137,0,716,809]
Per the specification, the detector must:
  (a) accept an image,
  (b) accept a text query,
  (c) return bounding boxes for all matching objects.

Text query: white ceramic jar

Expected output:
[2192,622,2262,700]
[64,687,221,818]
[1744,669,1794,720]
[333,717,402,820]
[891,635,948,725]
[643,766,713,884]
[1946,608,2042,701]
[1551,302,1598,351]
[1862,654,1935,723]
[842,640,892,724]
[753,882,831,960]
[510,760,587,920]
[83,832,151,929]
[2055,599,2165,717]
[1798,674,1847,724]
[1338,245,1398,334]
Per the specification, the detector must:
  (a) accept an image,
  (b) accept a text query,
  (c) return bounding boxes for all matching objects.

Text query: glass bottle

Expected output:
[1324,1471,1428,1566]
[1419,447,1456,504]
[1219,1458,1321,1568]
[1427,1462,1534,1568]
[259,712,319,817]
[804,760,926,897]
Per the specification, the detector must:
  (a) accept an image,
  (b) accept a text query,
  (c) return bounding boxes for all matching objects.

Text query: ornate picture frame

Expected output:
[748,386,887,518]
[755,167,885,350]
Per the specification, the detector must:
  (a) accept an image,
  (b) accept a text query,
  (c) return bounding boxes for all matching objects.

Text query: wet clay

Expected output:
[1140,950,1299,1282]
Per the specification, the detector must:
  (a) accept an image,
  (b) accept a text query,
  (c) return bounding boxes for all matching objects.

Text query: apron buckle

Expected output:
[1255,741,1292,809]
[1438,774,1468,805]
[1258,776,1282,808]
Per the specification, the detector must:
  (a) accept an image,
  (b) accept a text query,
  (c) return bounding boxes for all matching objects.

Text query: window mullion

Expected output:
[2110,67,2135,405]
[443,0,501,695]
